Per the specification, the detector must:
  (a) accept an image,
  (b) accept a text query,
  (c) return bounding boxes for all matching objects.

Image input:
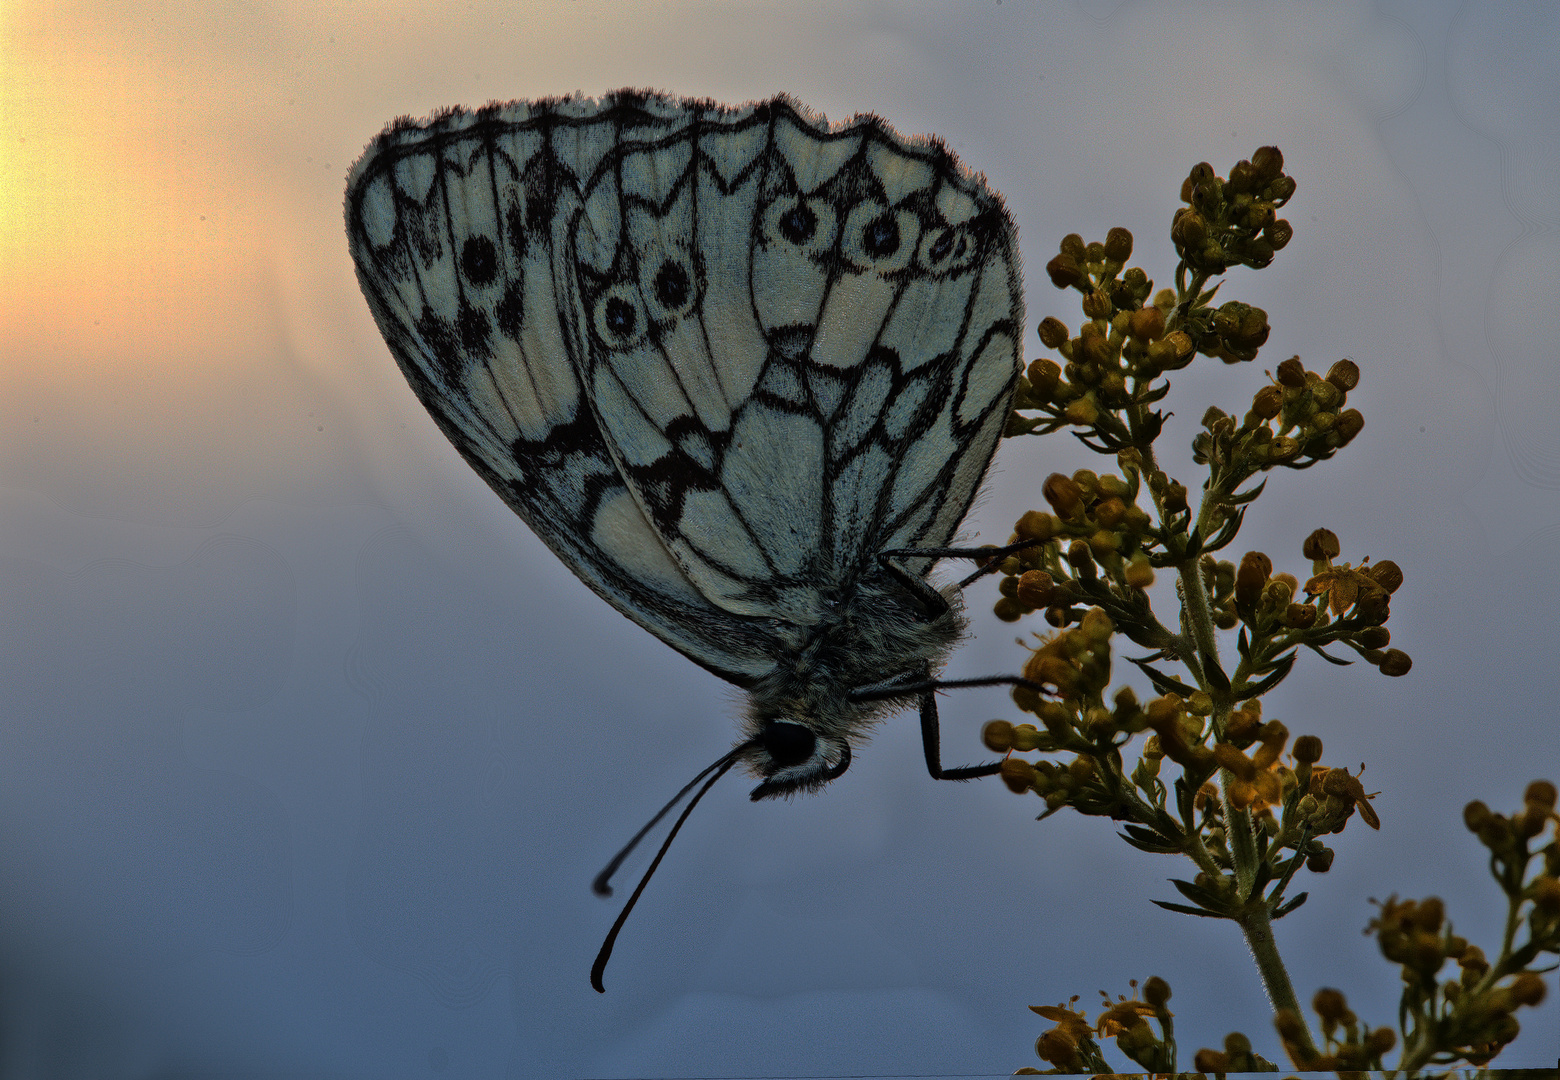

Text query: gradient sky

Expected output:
[2,1,1557,1076]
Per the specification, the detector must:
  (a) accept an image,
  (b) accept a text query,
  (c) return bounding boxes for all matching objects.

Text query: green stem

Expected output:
[1238,904,1315,1057]
[1176,481,1317,1062]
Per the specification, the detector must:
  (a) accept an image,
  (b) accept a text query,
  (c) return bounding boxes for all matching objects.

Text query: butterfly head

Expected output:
[744,718,852,800]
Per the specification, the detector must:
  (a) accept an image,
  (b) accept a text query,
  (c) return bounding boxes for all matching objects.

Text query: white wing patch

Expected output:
[345,88,1023,711]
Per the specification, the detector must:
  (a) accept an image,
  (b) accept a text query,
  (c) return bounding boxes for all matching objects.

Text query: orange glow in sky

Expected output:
[1,9,268,363]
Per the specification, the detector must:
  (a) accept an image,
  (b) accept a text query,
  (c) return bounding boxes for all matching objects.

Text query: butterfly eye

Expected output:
[759,720,816,770]
[593,284,647,347]
[841,203,918,272]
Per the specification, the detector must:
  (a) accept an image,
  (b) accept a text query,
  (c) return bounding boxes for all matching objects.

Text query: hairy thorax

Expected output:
[738,575,967,795]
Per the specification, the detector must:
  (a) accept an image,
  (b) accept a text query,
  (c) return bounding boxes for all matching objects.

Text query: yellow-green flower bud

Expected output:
[1141,976,1170,1007]
[1284,602,1318,628]
[982,720,1014,752]
[1192,1048,1229,1073]
[1355,626,1390,649]
[1310,379,1341,411]
[1268,435,1302,463]
[1104,226,1133,262]
[1011,682,1040,714]
[1251,145,1284,180]
[1063,397,1099,425]
[1509,972,1547,1007]
[1016,570,1056,608]
[1066,540,1096,578]
[1293,735,1323,763]
[1147,329,1194,371]
[1366,1028,1396,1056]
[1532,876,1560,915]
[1236,551,1272,608]
[999,757,1037,794]
[1463,800,1493,832]
[1171,208,1208,249]
[1129,305,1165,342]
[1037,317,1069,349]
[1124,555,1154,589]
[1263,578,1294,606]
[1014,510,1055,543]
[1036,1029,1082,1071]
[1368,560,1404,594]
[993,597,1024,622]
[1378,649,1412,677]
[1312,987,1349,1022]
[1011,724,1043,752]
[1252,383,1283,419]
[1335,408,1364,443]
[1326,358,1360,391]
[1046,252,1087,291]
[1092,495,1126,528]
[1275,356,1307,387]
[1303,528,1340,561]
[1025,358,1061,399]
[1042,473,1084,519]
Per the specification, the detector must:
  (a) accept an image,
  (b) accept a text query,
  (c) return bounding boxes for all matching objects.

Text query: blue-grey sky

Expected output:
[2,1,1556,1076]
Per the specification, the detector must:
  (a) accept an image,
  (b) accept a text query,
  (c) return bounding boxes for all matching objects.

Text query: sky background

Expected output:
[2,1,1557,1077]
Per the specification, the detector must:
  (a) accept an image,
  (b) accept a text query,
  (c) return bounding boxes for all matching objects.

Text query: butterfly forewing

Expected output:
[346,90,1023,741]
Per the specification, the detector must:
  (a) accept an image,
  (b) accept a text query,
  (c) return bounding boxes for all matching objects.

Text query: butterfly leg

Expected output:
[877,538,1044,617]
[917,683,1003,781]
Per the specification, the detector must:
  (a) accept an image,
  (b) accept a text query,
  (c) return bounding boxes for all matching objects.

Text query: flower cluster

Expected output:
[990,470,1156,627]
[1267,988,1397,1072]
[1017,978,1182,1075]
[1170,147,1295,276]
[1195,357,1365,479]
[983,607,1382,906]
[999,141,1549,1072]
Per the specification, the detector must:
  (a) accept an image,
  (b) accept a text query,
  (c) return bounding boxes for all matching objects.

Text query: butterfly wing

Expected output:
[346,92,1022,683]
[345,96,782,686]
[563,96,1025,626]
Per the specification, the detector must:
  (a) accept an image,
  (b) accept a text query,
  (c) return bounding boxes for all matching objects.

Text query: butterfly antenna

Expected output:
[590,743,752,993]
[592,742,755,896]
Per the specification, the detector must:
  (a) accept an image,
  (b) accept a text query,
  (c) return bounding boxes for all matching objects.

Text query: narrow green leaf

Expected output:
[1151,899,1226,918]
[1128,656,1198,697]
[1304,642,1354,667]
[1237,651,1297,697]
[1272,892,1309,919]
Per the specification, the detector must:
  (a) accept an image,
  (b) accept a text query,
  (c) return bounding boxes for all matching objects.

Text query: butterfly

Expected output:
[345,91,1027,989]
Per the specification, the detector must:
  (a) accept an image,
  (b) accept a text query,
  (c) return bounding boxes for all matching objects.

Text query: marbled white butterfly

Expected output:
[345,91,1026,988]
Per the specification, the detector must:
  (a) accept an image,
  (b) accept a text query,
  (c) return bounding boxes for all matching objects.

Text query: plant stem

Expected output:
[1237,904,1314,1056]
[1177,483,1318,1061]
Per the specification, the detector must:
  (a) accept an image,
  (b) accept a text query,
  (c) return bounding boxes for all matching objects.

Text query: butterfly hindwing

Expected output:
[346,100,778,685]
